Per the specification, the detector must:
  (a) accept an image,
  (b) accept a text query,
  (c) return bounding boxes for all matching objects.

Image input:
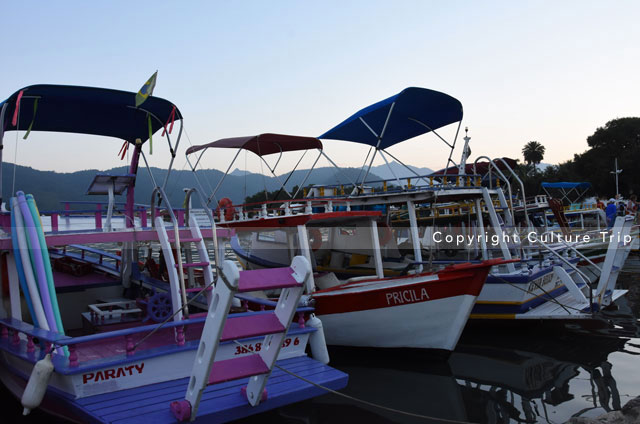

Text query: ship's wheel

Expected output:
[147,292,172,322]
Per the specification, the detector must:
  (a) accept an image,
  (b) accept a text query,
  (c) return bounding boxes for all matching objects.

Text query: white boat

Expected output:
[185,132,506,351]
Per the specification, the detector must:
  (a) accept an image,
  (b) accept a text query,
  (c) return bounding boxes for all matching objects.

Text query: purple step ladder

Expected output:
[171,256,310,421]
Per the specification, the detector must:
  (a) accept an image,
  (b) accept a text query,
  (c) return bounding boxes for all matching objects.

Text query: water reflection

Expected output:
[266,271,640,424]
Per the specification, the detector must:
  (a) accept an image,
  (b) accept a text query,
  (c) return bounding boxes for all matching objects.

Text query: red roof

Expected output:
[186,133,322,157]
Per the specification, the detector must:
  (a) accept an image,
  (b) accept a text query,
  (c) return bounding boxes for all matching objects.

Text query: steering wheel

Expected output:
[147,292,172,322]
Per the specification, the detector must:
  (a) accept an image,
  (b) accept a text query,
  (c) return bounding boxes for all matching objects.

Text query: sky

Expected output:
[1,1,639,176]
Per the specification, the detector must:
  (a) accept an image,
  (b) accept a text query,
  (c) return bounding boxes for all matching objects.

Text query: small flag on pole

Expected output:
[135,71,158,107]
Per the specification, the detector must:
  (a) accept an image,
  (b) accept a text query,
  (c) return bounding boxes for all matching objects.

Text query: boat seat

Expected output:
[315,272,342,290]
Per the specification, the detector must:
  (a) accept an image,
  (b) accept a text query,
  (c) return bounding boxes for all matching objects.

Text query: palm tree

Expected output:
[522,141,546,166]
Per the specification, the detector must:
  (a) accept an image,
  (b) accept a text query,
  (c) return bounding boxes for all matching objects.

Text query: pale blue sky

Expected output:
[1,1,639,174]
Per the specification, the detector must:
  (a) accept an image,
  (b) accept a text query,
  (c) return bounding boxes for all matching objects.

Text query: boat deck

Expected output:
[518,289,627,319]
[72,355,348,423]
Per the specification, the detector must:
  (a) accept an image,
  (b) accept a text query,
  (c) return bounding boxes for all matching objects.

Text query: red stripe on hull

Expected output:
[313,263,493,315]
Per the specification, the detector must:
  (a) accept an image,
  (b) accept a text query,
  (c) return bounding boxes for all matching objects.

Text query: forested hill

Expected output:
[0,163,385,211]
[521,117,640,198]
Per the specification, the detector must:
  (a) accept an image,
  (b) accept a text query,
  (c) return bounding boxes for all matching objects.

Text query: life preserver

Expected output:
[217,198,235,221]
[378,222,393,245]
[308,228,323,251]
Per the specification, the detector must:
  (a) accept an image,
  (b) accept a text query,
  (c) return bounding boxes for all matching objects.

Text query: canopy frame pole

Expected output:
[259,155,292,198]
[378,150,402,189]
[359,102,395,192]
[355,146,373,189]
[0,103,7,206]
[292,149,322,199]
[138,150,159,190]
[320,151,358,188]
[207,149,242,205]
[185,155,217,208]
[257,142,292,198]
[192,147,209,171]
[381,149,429,186]
[270,143,284,175]
[447,121,463,173]
[125,105,181,193]
[273,149,308,201]
[407,117,454,149]
[161,119,183,192]
[406,119,461,177]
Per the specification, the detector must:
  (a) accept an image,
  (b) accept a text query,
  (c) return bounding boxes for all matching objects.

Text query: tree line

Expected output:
[517,117,640,199]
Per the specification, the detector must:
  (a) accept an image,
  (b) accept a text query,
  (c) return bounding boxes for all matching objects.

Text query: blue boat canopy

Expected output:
[319,87,463,149]
[0,84,182,143]
[541,182,591,189]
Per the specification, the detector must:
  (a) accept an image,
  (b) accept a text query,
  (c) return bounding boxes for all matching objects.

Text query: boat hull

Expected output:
[312,263,494,350]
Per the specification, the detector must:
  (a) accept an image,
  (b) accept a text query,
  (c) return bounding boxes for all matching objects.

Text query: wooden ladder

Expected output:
[170,255,311,421]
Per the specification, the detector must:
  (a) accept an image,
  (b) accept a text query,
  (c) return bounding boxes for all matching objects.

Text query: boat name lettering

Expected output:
[526,273,554,293]
[385,288,429,306]
[234,337,300,355]
[82,363,145,384]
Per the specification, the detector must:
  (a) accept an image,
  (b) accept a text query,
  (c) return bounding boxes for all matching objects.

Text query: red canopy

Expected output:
[185,133,322,157]
[430,157,518,175]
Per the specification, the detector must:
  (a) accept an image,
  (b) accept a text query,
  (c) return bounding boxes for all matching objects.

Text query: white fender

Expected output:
[21,353,54,415]
[306,314,330,364]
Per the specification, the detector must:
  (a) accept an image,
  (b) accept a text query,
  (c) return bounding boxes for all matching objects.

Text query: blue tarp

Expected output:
[541,182,591,189]
[319,87,463,149]
[0,84,182,143]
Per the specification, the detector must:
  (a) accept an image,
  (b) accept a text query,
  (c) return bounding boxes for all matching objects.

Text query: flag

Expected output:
[135,71,158,107]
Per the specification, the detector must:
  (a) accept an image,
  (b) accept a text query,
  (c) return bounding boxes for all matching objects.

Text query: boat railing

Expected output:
[514,195,549,209]
[4,201,153,233]
[55,244,122,273]
[210,196,367,224]
[563,202,599,212]
[0,299,314,372]
[529,236,594,310]
[183,187,222,276]
[303,173,484,197]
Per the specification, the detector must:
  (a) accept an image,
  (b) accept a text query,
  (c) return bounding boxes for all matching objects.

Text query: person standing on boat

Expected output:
[606,198,618,227]
[626,194,637,218]
[615,194,625,216]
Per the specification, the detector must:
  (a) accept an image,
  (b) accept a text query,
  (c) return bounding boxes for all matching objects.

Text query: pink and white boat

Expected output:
[0,84,346,423]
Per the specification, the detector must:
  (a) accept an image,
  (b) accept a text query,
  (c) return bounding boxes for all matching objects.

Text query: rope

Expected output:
[230,340,475,424]
[488,272,581,314]
[132,259,236,350]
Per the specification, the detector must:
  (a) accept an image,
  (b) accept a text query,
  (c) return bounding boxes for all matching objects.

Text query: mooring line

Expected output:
[231,340,476,424]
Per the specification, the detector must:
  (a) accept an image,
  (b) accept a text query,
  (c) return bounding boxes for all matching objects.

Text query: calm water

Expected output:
[244,268,640,424]
[5,263,640,424]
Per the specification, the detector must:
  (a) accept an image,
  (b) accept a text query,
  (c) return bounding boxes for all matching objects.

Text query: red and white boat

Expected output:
[186,133,508,352]
[311,259,504,350]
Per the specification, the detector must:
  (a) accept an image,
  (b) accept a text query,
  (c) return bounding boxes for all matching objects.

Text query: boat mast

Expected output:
[457,127,471,176]
[611,158,622,198]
